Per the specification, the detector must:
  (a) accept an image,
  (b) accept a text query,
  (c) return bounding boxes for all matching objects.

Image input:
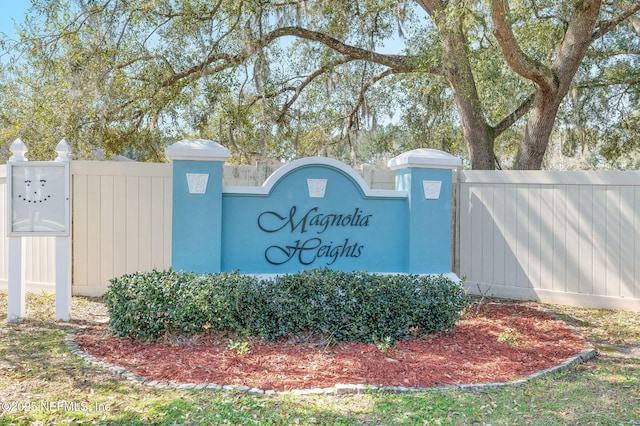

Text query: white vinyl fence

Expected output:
[72,162,173,296]
[458,171,640,311]
[1,161,638,311]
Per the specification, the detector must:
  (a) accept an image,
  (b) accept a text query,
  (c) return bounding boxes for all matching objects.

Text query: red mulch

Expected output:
[73,303,591,392]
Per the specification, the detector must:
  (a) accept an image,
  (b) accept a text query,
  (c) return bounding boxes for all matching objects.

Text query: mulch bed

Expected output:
[73,303,591,392]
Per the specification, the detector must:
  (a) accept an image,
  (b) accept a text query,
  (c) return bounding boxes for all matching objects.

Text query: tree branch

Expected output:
[552,0,601,82]
[155,0,226,23]
[159,52,242,87]
[592,1,640,40]
[575,79,640,89]
[345,68,404,132]
[416,0,444,16]
[117,54,176,75]
[493,93,534,136]
[630,16,640,36]
[276,57,356,123]
[491,0,555,91]
[265,27,418,72]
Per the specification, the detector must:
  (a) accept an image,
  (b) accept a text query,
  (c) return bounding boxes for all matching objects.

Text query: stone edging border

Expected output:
[65,330,598,396]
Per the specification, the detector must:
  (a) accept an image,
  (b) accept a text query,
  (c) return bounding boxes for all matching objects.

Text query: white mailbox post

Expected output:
[6,139,72,322]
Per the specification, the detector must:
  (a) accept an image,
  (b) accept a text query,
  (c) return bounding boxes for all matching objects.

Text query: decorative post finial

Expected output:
[55,139,71,162]
[9,138,28,162]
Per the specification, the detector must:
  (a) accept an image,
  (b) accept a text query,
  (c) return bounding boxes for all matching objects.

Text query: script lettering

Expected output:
[258,206,371,234]
[257,206,371,266]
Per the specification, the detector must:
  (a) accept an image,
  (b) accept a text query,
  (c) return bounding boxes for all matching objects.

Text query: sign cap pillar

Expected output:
[388,148,462,170]
[165,139,231,162]
[390,149,460,274]
[167,139,229,274]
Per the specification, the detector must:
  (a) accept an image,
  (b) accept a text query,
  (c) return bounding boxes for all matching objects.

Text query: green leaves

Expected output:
[104,268,470,344]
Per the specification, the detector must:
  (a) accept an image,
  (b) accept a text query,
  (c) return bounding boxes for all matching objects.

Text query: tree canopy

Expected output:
[1,0,639,169]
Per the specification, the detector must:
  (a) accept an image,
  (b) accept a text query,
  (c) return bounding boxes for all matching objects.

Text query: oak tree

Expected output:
[1,0,638,168]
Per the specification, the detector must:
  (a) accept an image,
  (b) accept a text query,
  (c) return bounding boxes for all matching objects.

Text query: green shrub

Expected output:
[104,269,469,343]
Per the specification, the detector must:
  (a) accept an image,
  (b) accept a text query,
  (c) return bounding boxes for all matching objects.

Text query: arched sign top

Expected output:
[224,156,406,199]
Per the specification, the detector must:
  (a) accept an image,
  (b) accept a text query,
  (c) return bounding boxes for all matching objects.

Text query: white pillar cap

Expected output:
[388,148,462,170]
[165,139,231,162]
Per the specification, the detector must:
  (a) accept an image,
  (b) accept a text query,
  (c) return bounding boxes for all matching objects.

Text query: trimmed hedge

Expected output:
[104,269,469,343]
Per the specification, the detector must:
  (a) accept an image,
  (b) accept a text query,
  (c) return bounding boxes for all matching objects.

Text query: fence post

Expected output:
[7,139,27,321]
[165,139,230,274]
[388,149,462,274]
[54,140,72,321]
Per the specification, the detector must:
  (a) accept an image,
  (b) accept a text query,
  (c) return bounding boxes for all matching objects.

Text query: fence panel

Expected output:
[71,162,173,296]
[459,171,640,311]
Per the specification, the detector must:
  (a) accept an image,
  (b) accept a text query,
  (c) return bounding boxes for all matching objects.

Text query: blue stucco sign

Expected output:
[166,140,461,276]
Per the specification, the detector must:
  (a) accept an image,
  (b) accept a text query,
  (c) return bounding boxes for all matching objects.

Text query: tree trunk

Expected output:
[514,92,562,169]
[441,21,495,170]
[453,91,495,170]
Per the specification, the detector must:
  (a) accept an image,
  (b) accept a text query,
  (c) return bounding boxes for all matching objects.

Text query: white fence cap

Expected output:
[55,139,71,162]
[165,139,231,162]
[9,138,28,162]
[388,148,462,170]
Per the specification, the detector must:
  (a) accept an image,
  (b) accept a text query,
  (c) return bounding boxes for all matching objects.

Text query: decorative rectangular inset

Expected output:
[186,173,209,194]
[307,178,327,198]
[422,180,442,200]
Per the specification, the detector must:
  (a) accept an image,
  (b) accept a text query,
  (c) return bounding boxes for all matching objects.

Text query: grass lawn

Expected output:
[1,290,639,425]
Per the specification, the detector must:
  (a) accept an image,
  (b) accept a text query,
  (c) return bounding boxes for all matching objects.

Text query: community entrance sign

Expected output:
[166,139,461,276]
